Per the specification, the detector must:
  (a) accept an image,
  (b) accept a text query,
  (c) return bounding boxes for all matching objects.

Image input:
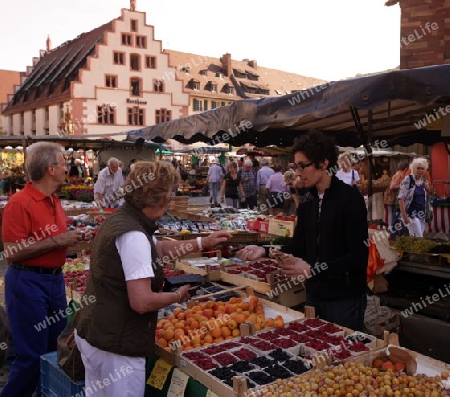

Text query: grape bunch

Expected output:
[395,236,437,254]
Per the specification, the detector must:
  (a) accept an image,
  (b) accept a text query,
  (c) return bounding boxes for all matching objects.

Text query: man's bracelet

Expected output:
[197,236,203,251]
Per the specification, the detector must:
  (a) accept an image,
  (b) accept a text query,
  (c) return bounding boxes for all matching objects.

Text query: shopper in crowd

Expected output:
[73,161,231,397]
[220,162,245,208]
[405,155,432,185]
[257,158,274,213]
[387,159,410,240]
[239,159,258,209]
[283,170,302,215]
[398,157,431,238]
[1,142,93,397]
[237,130,368,331]
[207,158,223,206]
[68,158,86,178]
[94,157,125,208]
[266,165,289,215]
[336,152,360,189]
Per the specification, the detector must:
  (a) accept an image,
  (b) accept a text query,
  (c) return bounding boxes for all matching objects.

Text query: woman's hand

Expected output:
[236,245,265,261]
[202,231,232,248]
[278,257,311,278]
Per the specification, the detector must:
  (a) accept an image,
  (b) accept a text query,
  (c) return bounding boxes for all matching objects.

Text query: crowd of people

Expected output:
[0,134,435,396]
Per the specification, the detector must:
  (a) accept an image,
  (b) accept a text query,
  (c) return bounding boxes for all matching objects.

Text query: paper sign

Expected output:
[206,390,219,397]
[146,359,172,390]
[167,368,189,397]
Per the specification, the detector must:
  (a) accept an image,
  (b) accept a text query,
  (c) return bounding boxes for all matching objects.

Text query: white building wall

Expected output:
[23,110,32,135]
[48,105,60,135]
[12,114,21,135]
[73,8,188,135]
[35,108,46,135]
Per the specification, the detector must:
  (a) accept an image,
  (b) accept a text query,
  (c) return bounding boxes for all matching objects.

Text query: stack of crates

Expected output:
[40,352,85,397]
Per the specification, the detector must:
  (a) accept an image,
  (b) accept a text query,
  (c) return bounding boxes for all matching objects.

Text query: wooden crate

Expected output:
[220,267,305,308]
[154,285,304,367]
[64,208,90,217]
[168,209,215,222]
[174,250,222,281]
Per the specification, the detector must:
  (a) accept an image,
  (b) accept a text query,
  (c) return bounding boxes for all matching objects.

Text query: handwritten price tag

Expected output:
[167,368,189,397]
[146,359,172,390]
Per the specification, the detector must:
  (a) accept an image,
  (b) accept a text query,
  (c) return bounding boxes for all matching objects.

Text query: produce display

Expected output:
[155,296,285,352]
[395,236,438,254]
[250,361,450,396]
[63,255,90,295]
[222,259,288,283]
[157,215,218,233]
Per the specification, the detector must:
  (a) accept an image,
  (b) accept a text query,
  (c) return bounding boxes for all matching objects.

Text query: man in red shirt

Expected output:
[1,142,92,397]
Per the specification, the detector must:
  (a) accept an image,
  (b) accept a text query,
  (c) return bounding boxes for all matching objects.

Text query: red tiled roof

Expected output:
[164,49,326,100]
[3,21,113,115]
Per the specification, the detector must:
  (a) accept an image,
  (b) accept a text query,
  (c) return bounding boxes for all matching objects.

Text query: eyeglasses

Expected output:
[296,161,313,170]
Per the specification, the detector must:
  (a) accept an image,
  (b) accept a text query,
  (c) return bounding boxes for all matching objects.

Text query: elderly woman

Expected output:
[398,157,431,237]
[73,161,231,396]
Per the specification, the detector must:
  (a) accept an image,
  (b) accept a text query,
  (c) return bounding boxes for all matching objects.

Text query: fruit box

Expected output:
[174,250,222,282]
[347,343,450,377]
[220,264,305,307]
[268,218,295,237]
[154,285,304,367]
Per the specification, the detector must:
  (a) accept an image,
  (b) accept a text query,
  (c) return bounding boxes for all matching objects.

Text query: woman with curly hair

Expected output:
[73,161,231,396]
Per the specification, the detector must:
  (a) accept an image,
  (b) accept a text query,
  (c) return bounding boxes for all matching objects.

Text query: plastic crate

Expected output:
[40,351,85,397]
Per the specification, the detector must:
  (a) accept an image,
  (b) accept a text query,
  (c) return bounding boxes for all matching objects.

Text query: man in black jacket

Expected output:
[238,130,368,330]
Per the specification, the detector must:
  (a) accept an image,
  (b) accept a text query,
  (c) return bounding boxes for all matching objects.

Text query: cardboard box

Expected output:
[268,219,295,237]
[246,220,260,231]
[258,220,270,233]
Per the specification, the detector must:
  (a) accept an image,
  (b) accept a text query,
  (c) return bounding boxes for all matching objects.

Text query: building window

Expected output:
[130,54,140,71]
[130,78,141,96]
[193,99,203,111]
[122,33,132,46]
[180,66,190,73]
[128,107,144,126]
[204,100,208,111]
[224,85,234,95]
[105,75,117,88]
[32,109,36,134]
[211,101,218,109]
[113,52,125,65]
[153,80,164,93]
[221,102,226,107]
[190,80,200,90]
[200,69,207,76]
[130,19,138,32]
[155,108,172,124]
[145,56,156,69]
[135,35,147,49]
[20,112,24,134]
[207,82,217,93]
[97,105,116,124]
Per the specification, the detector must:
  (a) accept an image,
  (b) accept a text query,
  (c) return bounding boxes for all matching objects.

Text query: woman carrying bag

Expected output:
[398,157,431,238]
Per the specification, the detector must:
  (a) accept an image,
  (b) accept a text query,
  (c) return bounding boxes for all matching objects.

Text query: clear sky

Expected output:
[0,0,401,81]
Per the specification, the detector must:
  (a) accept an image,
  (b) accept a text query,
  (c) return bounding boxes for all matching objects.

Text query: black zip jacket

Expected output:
[281,176,368,300]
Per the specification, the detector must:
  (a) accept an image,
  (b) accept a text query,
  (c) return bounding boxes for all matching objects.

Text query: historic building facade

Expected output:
[1,1,324,137]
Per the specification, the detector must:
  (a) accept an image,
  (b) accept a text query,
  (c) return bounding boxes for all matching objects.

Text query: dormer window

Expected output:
[200,69,207,76]
[190,79,200,90]
[215,72,224,79]
[180,66,190,73]
[223,84,234,95]
[206,81,217,93]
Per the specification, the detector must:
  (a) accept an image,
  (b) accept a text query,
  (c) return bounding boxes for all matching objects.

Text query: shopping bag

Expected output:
[57,321,85,382]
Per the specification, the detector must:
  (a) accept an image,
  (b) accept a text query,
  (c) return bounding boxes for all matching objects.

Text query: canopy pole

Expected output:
[349,107,373,222]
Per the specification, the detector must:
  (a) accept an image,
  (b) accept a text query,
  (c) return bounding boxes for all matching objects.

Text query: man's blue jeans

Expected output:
[1,266,66,397]
[209,182,221,205]
[306,293,367,331]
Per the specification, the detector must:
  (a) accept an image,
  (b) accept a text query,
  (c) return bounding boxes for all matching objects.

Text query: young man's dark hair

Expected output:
[292,130,338,172]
